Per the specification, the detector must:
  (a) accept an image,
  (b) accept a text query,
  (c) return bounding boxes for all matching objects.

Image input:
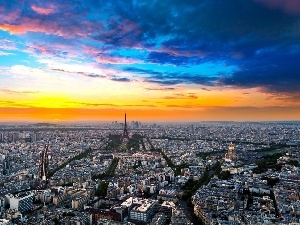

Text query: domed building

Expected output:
[224,142,237,162]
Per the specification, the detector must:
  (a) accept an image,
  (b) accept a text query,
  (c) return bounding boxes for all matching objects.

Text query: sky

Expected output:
[0,0,299,122]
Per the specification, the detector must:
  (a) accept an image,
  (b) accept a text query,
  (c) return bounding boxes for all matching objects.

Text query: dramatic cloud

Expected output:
[220,50,300,93]
[0,0,299,120]
[0,2,95,37]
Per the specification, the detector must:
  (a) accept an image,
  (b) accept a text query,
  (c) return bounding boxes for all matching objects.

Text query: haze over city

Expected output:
[0,0,299,122]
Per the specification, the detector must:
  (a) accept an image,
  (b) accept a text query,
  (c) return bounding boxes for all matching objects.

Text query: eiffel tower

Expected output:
[122,113,130,142]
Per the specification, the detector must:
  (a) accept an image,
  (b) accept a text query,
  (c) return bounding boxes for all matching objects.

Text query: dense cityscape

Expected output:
[0,115,299,225]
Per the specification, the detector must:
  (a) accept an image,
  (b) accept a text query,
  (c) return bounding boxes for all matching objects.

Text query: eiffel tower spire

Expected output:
[122,113,129,141]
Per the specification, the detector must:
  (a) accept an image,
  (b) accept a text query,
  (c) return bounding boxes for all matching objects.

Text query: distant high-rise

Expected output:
[3,154,10,175]
[7,132,19,142]
[130,121,139,129]
[0,133,3,142]
[13,132,19,142]
[30,133,36,142]
[8,133,13,142]
[30,132,41,142]
[122,113,129,141]
[36,132,42,141]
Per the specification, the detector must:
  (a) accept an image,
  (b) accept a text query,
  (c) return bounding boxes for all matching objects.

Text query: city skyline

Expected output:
[0,0,300,122]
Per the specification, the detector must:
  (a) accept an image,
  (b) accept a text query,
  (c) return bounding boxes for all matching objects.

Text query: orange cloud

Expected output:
[0,19,62,35]
[0,16,91,37]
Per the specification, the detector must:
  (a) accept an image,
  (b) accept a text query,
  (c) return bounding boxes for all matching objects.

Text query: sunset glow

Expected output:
[0,0,299,122]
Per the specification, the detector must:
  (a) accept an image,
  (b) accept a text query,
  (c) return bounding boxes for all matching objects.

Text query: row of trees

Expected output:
[252,153,283,174]
[126,134,143,150]
[106,158,119,177]
[95,180,109,197]
[183,161,222,225]
[47,147,91,177]
[106,134,122,150]
[158,149,187,176]
[196,150,224,160]
[182,161,222,201]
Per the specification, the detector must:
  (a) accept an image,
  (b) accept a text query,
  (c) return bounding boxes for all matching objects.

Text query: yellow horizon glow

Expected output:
[0,87,294,109]
[1,63,299,121]
[0,105,299,122]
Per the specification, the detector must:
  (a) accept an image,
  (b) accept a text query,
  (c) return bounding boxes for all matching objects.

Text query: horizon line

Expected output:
[0,119,299,125]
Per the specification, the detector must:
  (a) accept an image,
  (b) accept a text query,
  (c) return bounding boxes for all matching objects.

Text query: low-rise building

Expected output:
[129,199,157,222]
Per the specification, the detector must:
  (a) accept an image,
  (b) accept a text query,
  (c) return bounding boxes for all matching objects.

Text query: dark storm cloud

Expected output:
[1,0,300,94]
[220,50,300,93]
[118,0,300,93]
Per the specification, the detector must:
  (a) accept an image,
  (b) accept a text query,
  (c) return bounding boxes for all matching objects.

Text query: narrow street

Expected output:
[178,199,196,224]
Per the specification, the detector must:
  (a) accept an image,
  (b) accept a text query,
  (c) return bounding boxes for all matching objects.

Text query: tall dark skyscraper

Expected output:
[39,143,49,184]
[122,113,129,141]
[3,154,10,175]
